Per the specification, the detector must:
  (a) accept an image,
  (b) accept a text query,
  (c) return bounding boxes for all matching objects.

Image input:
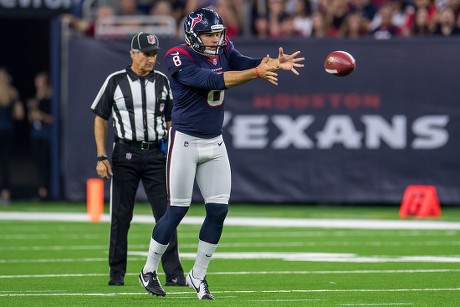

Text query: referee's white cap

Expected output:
[131,32,161,52]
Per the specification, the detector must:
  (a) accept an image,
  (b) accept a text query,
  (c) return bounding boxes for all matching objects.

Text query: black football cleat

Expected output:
[139,270,166,297]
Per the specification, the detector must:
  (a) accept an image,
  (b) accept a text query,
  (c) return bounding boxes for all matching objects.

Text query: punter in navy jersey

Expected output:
[165,40,262,138]
[139,7,304,300]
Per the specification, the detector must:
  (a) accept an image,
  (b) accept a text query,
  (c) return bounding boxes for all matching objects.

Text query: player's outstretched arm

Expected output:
[223,56,279,88]
[223,49,304,88]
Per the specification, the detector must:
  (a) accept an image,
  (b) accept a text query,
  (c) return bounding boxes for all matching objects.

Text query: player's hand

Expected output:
[257,56,279,86]
[277,47,305,75]
[96,160,113,180]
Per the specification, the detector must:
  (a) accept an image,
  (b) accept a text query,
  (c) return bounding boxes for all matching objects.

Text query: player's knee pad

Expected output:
[167,205,189,224]
[205,203,228,225]
[199,203,228,244]
[153,205,188,244]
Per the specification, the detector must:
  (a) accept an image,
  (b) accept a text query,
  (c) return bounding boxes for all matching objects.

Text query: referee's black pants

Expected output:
[109,141,184,281]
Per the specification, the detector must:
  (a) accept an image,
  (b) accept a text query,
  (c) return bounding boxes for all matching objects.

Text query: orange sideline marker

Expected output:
[400,185,441,218]
[87,178,104,222]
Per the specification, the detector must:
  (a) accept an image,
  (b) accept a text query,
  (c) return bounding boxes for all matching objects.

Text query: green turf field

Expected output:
[1,202,459,306]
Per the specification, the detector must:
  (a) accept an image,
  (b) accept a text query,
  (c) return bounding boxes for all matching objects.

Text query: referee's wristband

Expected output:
[97,156,108,161]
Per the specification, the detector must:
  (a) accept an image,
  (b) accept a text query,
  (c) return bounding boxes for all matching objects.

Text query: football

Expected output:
[324,51,356,77]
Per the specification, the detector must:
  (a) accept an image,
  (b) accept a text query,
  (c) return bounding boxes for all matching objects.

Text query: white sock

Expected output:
[192,240,217,280]
[143,238,168,273]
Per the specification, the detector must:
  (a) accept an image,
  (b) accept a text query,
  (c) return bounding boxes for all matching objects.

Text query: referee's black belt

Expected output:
[116,138,162,150]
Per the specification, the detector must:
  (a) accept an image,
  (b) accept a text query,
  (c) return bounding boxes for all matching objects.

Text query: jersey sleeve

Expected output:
[90,75,116,120]
[226,40,263,71]
[165,47,227,90]
[163,76,173,122]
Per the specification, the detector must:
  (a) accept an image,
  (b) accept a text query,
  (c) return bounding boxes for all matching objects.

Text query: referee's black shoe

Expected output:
[108,275,124,286]
[165,273,186,286]
[139,270,166,297]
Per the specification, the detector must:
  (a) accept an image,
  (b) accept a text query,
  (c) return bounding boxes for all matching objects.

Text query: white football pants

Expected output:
[167,130,231,207]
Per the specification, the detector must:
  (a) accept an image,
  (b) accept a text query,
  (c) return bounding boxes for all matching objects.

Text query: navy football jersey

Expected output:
[165,41,261,138]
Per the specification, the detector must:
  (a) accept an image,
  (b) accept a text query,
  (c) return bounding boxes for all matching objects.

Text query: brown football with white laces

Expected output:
[324,51,356,77]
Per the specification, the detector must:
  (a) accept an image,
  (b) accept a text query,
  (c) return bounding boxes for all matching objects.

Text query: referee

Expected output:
[91,32,185,287]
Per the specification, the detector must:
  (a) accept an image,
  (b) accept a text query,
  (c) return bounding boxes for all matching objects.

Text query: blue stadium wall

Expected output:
[63,36,460,205]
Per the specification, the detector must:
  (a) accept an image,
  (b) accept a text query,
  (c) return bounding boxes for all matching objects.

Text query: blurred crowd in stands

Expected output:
[61,0,460,39]
[0,68,53,205]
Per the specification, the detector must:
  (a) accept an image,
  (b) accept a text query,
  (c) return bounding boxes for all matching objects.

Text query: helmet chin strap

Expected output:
[202,50,218,58]
[202,46,219,57]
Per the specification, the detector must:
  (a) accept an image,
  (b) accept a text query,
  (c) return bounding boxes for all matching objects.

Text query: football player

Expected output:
[139,7,304,300]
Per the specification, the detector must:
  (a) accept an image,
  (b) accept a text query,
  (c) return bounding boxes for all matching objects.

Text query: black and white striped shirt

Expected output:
[91,66,172,142]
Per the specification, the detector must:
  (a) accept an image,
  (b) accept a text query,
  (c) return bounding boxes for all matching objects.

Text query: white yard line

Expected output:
[3,252,460,264]
[0,288,459,297]
[1,269,460,279]
[1,240,459,251]
[1,212,460,229]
